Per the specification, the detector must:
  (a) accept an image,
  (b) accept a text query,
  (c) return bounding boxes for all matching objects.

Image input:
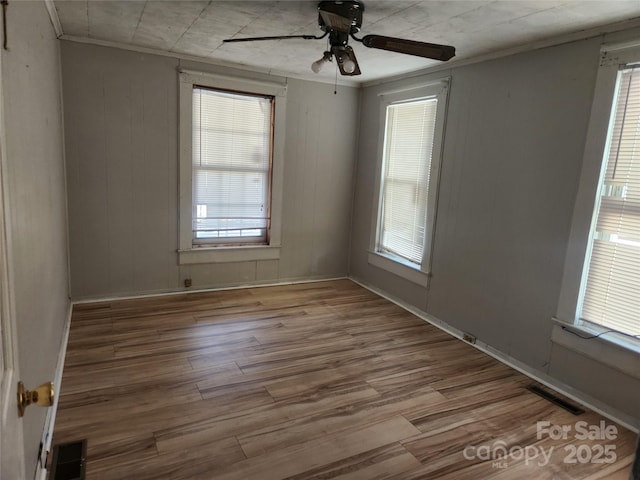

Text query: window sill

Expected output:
[367,251,429,287]
[550,318,640,380]
[178,245,281,265]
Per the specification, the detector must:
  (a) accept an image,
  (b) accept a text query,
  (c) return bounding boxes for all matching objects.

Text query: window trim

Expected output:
[368,79,450,285]
[178,70,286,264]
[556,41,640,362]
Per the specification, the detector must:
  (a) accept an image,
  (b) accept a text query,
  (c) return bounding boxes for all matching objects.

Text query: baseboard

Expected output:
[350,276,640,434]
[71,275,349,304]
[36,301,73,480]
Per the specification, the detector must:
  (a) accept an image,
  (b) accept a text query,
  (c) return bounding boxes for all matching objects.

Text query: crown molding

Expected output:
[59,34,361,88]
[44,0,63,38]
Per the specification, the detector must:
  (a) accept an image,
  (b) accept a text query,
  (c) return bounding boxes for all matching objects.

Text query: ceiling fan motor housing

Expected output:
[318,1,364,34]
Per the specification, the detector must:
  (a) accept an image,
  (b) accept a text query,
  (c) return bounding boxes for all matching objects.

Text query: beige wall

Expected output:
[61,42,359,299]
[2,1,70,473]
[349,37,640,424]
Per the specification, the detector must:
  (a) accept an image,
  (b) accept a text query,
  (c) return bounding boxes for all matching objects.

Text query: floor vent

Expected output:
[527,385,585,415]
[50,440,87,480]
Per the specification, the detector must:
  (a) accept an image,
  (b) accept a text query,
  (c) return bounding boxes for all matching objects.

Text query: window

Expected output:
[178,71,286,264]
[556,43,640,366]
[379,98,437,264]
[192,87,272,245]
[578,64,640,339]
[369,80,449,286]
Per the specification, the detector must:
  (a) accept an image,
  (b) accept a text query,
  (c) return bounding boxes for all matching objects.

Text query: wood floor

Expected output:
[52,280,637,479]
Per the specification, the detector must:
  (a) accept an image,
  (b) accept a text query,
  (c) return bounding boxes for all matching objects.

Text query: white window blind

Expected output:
[580,65,640,337]
[379,98,438,265]
[192,87,273,245]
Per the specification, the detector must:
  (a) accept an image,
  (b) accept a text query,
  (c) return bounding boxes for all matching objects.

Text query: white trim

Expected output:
[602,38,640,53]
[0,57,15,423]
[43,0,63,39]
[350,275,640,433]
[178,246,280,264]
[0,19,26,479]
[369,78,449,283]
[59,35,360,88]
[71,276,347,304]
[178,77,193,253]
[178,69,287,96]
[551,320,640,380]
[376,81,448,99]
[178,70,286,265]
[54,24,73,317]
[599,44,640,66]
[37,32,73,480]
[367,251,429,287]
[557,48,623,323]
[37,304,72,480]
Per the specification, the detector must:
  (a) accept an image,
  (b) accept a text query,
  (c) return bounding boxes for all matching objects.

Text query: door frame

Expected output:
[0,37,26,480]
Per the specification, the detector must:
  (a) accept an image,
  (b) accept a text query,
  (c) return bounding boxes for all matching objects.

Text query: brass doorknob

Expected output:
[17,381,54,417]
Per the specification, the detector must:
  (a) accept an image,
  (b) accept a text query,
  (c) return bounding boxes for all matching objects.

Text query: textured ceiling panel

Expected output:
[54,1,640,84]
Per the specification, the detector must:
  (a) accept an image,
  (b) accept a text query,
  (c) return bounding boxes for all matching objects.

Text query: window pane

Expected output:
[379,98,438,265]
[192,87,272,243]
[580,66,640,337]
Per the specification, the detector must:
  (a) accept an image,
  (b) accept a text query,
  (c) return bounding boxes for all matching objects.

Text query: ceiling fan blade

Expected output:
[361,35,455,61]
[224,33,325,43]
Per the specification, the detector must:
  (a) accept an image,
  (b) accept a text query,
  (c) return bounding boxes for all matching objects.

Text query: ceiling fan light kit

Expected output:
[332,45,360,75]
[311,51,333,73]
[223,1,456,77]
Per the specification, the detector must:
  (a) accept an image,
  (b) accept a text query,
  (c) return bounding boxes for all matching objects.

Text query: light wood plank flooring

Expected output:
[52,280,637,479]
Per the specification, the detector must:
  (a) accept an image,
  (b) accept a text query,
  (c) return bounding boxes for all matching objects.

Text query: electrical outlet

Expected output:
[462,332,476,344]
[184,278,192,288]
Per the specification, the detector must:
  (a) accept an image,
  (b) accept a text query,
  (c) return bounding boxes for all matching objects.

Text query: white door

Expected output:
[0,46,25,480]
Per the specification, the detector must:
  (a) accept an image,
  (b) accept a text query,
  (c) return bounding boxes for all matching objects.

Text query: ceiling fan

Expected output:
[223,1,456,76]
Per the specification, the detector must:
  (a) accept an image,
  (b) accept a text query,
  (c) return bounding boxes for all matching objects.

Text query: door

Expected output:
[0,44,26,480]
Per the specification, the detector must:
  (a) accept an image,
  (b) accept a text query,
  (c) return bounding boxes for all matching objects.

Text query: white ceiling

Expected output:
[52,1,640,84]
